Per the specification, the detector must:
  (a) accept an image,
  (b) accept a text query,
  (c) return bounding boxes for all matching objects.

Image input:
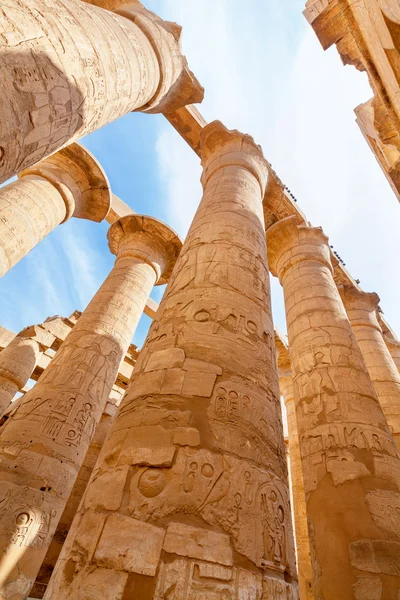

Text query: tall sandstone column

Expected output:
[267,215,400,600]
[275,336,314,600]
[0,214,181,600]
[0,143,110,277]
[0,0,203,183]
[45,121,298,600]
[340,286,400,450]
[0,326,55,418]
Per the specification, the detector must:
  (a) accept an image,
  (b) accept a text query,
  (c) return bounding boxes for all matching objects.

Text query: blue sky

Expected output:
[0,0,399,350]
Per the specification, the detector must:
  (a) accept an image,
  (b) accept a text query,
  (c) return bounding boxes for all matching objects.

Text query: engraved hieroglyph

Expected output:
[0,143,110,277]
[304,0,400,202]
[31,393,122,599]
[0,326,55,419]
[0,214,181,600]
[45,121,298,600]
[340,286,400,450]
[267,215,400,599]
[275,333,314,600]
[0,0,203,183]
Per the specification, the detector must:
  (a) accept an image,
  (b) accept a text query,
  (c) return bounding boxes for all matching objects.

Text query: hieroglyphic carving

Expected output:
[46,122,297,599]
[304,0,400,203]
[0,0,203,183]
[0,215,181,599]
[267,215,400,597]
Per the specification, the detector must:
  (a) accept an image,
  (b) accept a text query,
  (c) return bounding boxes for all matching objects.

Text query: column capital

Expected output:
[107,214,182,285]
[338,285,381,331]
[266,215,331,280]
[109,1,204,113]
[199,120,269,193]
[20,143,111,223]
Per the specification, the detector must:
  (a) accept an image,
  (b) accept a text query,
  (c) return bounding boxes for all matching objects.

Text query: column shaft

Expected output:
[267,216,400,600]
[0,142,110,277]
[0,215,180,600]
[0,336,43,417]
[0,176,67,276]
[45,122,298,600]
[0,0,202,183]
[282,380,314,600]
[341,287,400,450]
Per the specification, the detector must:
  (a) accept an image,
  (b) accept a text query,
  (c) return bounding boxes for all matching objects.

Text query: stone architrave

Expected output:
[0,214,181,600]
[0,0,203,184]
[304,0,400,203]
[45,121,298,600]
[275,334,314,600]
[31,392,122,599]
[340,286,400,450]
[0,326,55,418]
[267,215,400,599]
[0,143,110,277]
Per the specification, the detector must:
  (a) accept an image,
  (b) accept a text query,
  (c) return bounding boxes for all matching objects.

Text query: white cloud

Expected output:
[152,0,400,336]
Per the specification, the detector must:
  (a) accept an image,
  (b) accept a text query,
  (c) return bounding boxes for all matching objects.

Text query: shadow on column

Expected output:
[0,51,85,184]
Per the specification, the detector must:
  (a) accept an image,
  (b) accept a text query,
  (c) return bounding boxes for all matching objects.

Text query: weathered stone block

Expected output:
[94,513,165,576]
[163,522,233,566]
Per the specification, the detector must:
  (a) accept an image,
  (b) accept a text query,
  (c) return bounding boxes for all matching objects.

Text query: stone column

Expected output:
[0,143,110,277]
[384,336,400,372]
[0,0,203,184]
[340,286,400,450]
[275,336,314,600]
[267,215,400,600]
[31,392,122,599]
[0,214,181,600]
[45,121,298,600]
[0,326,55,418]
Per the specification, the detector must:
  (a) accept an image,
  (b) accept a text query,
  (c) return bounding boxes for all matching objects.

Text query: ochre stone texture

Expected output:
[304,0,400,202]
[0,214,181,600]
[275,334,314,600]
[0,143,110,277]
[31,393,122,599]
[340,286,400,450]
[0,326,54,418]
[0,0,203,183]
[45,121,298,600]
[267,215,400,600]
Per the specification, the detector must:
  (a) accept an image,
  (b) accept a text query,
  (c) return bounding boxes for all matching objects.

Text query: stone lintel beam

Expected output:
[274,329,315,600]
[106,194,135,225]
[1,0,203,182]
[164,104,207,156]
[303,0,400,204]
